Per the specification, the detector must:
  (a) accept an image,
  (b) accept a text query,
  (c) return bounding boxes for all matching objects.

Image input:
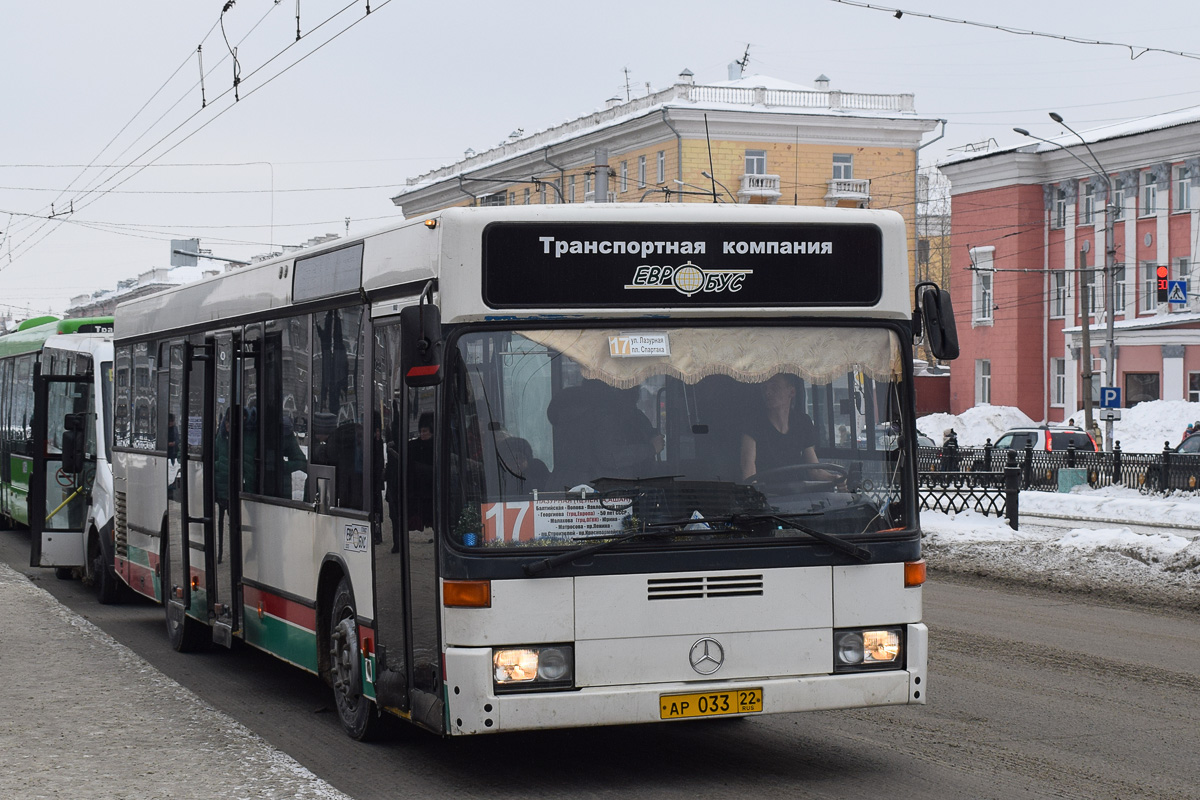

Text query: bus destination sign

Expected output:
[482,222,882,308]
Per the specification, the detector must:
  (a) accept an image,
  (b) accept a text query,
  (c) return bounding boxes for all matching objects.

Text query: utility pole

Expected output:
[1078,248,1094,433]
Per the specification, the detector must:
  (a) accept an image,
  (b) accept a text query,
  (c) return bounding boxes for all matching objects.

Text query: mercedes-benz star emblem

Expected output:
[689,637,725,675]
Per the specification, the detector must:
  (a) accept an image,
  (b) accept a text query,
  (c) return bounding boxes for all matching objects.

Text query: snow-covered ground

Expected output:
[918,399,1200,453]
[922,484,1200,613]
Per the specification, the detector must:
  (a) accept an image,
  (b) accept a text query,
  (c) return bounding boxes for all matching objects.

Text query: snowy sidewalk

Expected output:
[0,562,349,800]
[1019,487,1200,536]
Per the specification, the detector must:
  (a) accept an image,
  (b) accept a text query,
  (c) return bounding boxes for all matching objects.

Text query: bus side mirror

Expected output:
[914,282,959,361]
[61,413,87,474]
[401,296,443,387]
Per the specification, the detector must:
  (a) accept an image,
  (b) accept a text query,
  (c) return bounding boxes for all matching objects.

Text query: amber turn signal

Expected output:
[904,559,927,587]
[443,579,491,608]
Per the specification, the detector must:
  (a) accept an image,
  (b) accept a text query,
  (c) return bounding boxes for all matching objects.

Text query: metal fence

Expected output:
[918,449,1022,529]
[918,441,1200,495]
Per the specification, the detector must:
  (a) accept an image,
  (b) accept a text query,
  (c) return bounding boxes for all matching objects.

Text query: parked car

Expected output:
[993,426,1097,452]
[1145,433,1200,491]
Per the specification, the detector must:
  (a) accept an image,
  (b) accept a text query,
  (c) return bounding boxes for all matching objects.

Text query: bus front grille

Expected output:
[647,574,764,600]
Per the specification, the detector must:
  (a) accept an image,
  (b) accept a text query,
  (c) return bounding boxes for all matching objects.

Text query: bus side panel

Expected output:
[114,450,168,601]
[7,454,32,527]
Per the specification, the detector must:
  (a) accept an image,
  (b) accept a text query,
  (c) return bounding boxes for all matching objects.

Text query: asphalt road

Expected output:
[3,528,1197,800]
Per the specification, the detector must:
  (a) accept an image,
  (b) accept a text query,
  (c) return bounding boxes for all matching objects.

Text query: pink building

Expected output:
[941,110,1200,424]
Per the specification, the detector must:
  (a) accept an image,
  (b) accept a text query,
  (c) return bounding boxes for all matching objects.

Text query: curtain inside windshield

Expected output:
[447,326,909,550]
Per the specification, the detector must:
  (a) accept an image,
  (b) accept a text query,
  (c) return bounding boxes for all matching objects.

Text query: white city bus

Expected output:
[0,316,119,601]
[111,204,957,739]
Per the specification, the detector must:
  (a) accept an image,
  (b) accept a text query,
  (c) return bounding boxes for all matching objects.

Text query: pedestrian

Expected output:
[1090,421,1103,450]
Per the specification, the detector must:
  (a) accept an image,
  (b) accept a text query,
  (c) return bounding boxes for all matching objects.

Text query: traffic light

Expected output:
[1157,265,1170,303]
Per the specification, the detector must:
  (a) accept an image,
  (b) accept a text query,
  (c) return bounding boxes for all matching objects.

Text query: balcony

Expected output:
[825,178,871,207]
[738,173,781,203]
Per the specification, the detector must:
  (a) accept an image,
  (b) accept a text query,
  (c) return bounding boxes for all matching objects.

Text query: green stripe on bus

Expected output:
[243,610,319,673]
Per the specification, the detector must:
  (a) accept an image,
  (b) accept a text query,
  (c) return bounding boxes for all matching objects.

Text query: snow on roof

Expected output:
[941,105,1200,167]
[395,73,926,198]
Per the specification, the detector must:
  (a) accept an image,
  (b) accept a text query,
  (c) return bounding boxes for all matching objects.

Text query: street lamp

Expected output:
[1014,115,1118,451]
[702,171,737,203]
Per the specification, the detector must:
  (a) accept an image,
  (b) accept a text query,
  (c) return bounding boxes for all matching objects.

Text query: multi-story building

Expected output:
[391,70,941,289]
[940,109,1200,422]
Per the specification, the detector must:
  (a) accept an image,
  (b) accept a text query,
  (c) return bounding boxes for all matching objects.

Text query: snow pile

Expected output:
[922,494,1200,612]
[917,405,1035,447]
[919,400,1200,452]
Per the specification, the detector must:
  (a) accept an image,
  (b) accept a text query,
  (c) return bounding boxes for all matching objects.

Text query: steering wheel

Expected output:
[748,462,849,491]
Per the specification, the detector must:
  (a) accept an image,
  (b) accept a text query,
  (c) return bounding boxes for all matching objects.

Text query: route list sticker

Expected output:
[482,498,629,543]
[609,332,670,358]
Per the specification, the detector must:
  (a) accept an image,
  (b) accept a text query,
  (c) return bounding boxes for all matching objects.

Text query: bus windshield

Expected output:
[447,325,912,550]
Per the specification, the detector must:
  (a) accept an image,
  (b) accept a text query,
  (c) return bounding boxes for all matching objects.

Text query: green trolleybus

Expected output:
[111,204,957,738]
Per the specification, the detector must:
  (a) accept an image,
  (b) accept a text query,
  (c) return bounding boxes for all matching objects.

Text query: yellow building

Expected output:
[391,71,940,286]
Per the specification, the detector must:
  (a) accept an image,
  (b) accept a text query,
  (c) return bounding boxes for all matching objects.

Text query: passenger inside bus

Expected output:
[546,379,662,487]
[495,435,549,495]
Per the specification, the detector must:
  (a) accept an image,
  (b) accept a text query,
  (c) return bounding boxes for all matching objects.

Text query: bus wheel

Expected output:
[89,533,120,605]
[329,577,380,741]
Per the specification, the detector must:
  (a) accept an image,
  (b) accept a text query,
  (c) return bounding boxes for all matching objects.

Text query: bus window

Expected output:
[448,326,908,548]
[311,307,366,510]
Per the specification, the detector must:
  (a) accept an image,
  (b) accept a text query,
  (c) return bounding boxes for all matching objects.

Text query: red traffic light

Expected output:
[1157,265,1170,279]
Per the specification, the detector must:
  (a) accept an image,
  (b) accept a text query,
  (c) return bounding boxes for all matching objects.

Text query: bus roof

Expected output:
[0,316,114,360]
[115,204,912,340]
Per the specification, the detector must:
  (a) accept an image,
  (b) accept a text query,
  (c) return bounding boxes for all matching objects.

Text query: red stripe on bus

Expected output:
[242,584,317,632]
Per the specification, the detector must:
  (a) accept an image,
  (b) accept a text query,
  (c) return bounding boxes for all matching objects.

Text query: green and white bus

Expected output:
[111,204,957,738]
[0,315,119,599]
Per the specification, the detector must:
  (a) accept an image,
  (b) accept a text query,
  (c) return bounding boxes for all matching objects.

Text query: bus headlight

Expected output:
[833,628,904,672]
[493,645,574,691]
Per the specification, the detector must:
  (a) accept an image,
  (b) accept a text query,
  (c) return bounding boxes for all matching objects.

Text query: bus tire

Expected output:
[89,530,120,605]
[328,577,380,741]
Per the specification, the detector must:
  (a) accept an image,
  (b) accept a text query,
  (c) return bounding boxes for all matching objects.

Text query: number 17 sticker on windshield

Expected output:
[609,332,670,358]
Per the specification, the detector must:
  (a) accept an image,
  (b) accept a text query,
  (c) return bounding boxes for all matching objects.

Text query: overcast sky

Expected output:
[2,0,1199,317]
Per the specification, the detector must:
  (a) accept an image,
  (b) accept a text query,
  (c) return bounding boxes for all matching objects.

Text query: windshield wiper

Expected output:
[751,513,872,561]
[523,527,715,577]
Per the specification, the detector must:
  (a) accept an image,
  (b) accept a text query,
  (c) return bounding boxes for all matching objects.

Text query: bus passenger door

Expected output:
[208,333,241,646]
[372,321,444,725]
[30,372,95,568]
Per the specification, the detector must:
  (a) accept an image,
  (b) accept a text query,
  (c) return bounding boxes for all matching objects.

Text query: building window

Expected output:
[585,172,592,197]
[569,175,576,203]
[971,247,994,324]
[1051,271,1067,318]
[523,187,530,205]
[1124,372,1160,407]
[1141,172,1157,216]
[637,155,646,189]
[746,150,767,175]
[1080,268,1098,319]
[1052,358,1066,406]
[620,161,628,193]
[976,360,991,405]
[657,151,665,184]
[479,192,505,207]
[1113,185,1126,221]
[832,153,853,180]
[539,182,546,204]
[1112,263,1126,313]
[1189,372,1200,402]
[1080,182,1095,225]
[1175,166,1192,212]
[1052,188,1067,229]
[1142,261,1159,313]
